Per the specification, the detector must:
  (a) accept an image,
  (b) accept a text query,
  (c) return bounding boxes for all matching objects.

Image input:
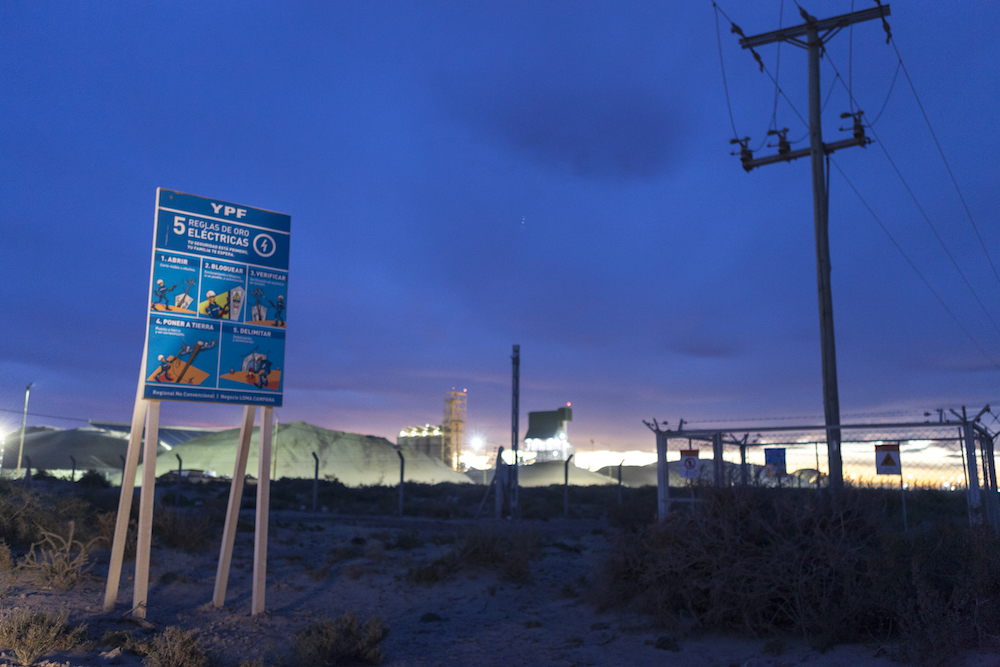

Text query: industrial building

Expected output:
[523,405,573,462]
[397,389,466,469]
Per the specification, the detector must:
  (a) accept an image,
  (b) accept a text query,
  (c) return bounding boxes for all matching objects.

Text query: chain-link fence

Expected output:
[652,419,1000,528]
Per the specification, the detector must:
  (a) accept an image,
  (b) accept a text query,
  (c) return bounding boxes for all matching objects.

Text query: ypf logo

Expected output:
[253,233,276,258]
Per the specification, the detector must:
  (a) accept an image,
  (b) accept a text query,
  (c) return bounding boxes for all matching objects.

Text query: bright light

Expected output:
[471,437,484,449]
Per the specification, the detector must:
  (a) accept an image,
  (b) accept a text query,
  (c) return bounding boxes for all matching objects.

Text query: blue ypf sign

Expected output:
[141,189,290,406]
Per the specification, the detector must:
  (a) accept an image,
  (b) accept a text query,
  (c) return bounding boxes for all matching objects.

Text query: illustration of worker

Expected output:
[255,355,273,388]
[204,290,229,319]
[154,354,173,382]
[153,279,177,306]
[267,295,286,327]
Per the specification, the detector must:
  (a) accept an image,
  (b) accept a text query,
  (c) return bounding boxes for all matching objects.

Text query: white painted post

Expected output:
[103,393,149,611]
[656,431,669,520]
[252,406,273,615]
[214,406,256,607]
[132,400,161,618]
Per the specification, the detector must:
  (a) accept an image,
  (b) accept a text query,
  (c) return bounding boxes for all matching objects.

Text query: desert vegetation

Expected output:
[593,486,1000,664]
[0,475,993,666]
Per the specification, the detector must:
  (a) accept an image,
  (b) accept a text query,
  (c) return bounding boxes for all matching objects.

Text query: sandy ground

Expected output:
[2,512,998,667]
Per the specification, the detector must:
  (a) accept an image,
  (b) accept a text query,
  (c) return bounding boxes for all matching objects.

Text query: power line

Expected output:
[768,0,784,133]
[823,52,1000,341]
[712,2,740,140]
[889,37,1000,289]
[828,157,1000,373]
[868,59,901,127]
[0,407,90,423]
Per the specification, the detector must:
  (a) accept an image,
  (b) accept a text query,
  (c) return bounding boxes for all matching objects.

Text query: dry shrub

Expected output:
[0,540,14,596]
[294,612,389,666]
[21,521,98,590]
[143,627,208,667]
[406,524,539,585]
[458,524,538,583]
[153,509,215,551]
[0,485,92,550]
[386,529,424,550]
[0,608,85,666]
[594,487,1000,663]
[406,553,459,585]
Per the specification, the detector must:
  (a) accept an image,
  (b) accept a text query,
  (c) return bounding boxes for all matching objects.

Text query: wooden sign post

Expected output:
[103,402,274,617]
[103,189,290,618]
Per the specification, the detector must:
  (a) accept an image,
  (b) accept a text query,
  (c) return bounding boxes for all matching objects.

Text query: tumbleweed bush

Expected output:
[143,626,209,667]
[21,520,98,590]
[294,611,389,666]
[0,608,84,666]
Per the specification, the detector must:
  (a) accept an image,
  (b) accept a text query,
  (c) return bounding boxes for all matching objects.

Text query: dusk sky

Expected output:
[2,1,998,453]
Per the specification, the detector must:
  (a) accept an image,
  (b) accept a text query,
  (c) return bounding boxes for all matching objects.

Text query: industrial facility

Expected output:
[523,405,574,462]
[397,389,466,469]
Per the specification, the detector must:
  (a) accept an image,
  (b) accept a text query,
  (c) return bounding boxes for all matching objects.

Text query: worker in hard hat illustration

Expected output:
[204,290,229,319]
[153,279,177,307]
[255,355,273,388]
[154,354,173,382]
[267,295,286,327]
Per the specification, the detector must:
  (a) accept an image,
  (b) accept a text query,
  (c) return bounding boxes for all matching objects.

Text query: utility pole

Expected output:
[16,382,33,480]
[510,345,520,518]
[732,5,891,495]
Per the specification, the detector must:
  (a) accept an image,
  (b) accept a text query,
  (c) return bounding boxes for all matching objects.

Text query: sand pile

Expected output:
[468,461,614,487]
[144,421,470,486]
[0,426,151,478]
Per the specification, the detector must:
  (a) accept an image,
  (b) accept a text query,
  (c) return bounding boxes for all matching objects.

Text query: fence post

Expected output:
[120,454,126,487]
[656,431,669,520]
[176,454,183,507]
[397,450,405,517]
[495,451,507,520]
[739,437,748,486]
[712,432,724,488]
[976,426,999,533]
[24,456,32,489]
[617,461,624,505]
[70,455,77,483]
[564,454,573,517]
[963,421,982,524]
[311,452,319,512]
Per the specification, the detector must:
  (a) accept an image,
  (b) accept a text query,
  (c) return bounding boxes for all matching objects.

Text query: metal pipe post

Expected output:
[176,454,183,507]
[712,432,724,487]
[617,461,623,505]
[311,452,319,512]
[739,441,748,486]
[563,454,573,517]
[397,450,405,517]
[510,345,520,518]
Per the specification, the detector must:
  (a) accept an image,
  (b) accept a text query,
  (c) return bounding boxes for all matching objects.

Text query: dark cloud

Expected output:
[448,80,680,181]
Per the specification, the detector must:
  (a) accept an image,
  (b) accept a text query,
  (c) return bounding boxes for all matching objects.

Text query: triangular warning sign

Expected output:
[881,453,896,467]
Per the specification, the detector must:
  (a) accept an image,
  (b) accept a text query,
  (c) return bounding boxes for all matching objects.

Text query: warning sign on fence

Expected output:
[764,448,786,477]
[875,443,901,475]
[679,449,700,479]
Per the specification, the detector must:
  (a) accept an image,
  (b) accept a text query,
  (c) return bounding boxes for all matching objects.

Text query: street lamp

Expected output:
[16,382,33,480]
